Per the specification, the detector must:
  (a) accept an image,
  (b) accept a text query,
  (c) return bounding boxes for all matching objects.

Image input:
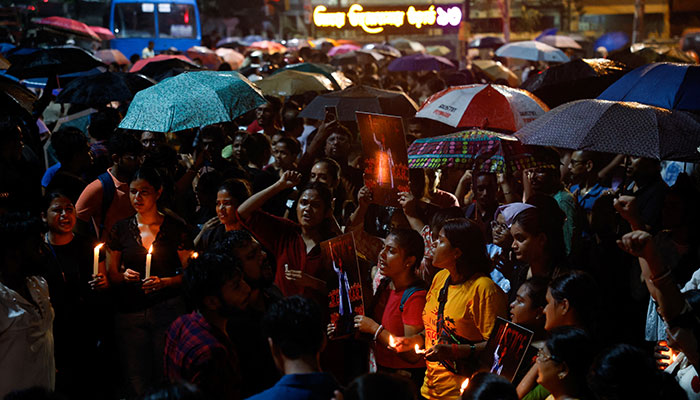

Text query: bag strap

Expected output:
[399,285,426,312]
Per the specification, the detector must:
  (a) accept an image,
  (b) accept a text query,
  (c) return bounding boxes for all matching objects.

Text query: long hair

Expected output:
[442,218,491,277]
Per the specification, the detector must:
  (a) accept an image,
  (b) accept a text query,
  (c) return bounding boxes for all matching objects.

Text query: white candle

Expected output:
[460,378,470,395]
[145,245,153,279]
[414,344,426,354]
[93,243,104,276]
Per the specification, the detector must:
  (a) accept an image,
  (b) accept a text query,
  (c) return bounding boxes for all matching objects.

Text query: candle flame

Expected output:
[460,378,469,394]
[148,245,153,254]
[388,335,396,347]
[191,251,199,259]
[414,344,426,354]
[95,243,104,251]
[672,353,678,363]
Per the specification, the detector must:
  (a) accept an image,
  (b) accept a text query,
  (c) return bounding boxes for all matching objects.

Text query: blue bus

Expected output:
[109,0,201,60]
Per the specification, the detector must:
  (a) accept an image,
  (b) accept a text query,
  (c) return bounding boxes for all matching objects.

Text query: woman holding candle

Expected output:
[106,167,194,397]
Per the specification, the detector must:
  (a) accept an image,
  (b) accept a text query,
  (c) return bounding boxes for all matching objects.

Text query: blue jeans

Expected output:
[114,296,185,397]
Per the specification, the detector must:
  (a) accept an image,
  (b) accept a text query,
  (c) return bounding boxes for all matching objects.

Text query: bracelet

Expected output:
[373,325,384,341]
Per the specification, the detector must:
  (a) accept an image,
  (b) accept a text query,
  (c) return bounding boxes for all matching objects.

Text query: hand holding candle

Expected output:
[145,245,153,279]
[93,243,104,276]
[414,344,426,354]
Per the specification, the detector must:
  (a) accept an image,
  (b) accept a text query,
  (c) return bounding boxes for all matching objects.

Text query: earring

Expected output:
[558,372,567,380]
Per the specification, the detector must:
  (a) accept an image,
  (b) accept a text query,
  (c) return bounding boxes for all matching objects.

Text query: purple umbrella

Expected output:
[387,53,455,72]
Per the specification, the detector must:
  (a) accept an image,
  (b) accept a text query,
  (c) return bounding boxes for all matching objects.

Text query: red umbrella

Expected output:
[415,84,549,132]
[130,54,195,72]
[89,26,115,40]
[37,16,100,41]
[95,49,129,66]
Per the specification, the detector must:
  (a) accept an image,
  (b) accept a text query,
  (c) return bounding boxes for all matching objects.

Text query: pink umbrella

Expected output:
[95,49,129,66]
[249,40,287,54]
[37,16,100,41]
[89,26,115,40]
[215,48,244,69]
[130,54,195,72]
[328,44,361,57]
[186,46,222,69]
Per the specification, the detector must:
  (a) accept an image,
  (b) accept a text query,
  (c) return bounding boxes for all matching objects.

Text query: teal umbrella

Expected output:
[119,71,265,133]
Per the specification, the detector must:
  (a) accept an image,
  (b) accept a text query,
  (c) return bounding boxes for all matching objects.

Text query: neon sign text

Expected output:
[313,3,462,33]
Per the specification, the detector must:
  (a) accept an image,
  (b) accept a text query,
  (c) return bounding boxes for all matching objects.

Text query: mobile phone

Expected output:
[324,105,338,122]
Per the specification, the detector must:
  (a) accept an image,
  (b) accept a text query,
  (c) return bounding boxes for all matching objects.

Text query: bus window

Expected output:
[113,3,156,38]
[158,3,197,38]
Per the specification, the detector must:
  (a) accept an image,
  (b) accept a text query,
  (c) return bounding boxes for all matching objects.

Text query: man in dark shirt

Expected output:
[622,156,668,234]
[46,127,92,204]
[164,253,251,400]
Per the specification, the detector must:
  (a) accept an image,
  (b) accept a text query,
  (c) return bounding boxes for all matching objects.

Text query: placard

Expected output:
[323,232,365,339]
[484,317,534,382]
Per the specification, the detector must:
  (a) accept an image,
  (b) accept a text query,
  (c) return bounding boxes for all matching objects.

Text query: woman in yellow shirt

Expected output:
[397,218,507,399]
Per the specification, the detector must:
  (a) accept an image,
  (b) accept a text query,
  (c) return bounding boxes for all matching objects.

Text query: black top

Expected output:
[108,213,194,312]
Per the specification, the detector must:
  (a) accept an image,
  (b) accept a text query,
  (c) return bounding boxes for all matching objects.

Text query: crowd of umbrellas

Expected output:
[1,15,699,175]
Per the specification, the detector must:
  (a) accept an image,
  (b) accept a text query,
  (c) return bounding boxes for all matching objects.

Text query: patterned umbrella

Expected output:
[408,129,548,173]
[495,41,569,63]
[119,71,266,132]
[514,99,700,162]
[37,16,100,41]
[415,84,548,132]
[55,71,156,105]
[95,49,129,66]
[256,70,334,97]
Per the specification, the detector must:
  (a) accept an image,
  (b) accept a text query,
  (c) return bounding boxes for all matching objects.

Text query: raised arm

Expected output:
[237,170,301,220]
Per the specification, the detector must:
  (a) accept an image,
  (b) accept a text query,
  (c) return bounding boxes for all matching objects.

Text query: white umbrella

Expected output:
[495,41,569,62]
[537,35,582,50]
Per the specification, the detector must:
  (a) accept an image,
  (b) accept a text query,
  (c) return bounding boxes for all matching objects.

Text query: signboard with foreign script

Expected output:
[313,3,462,34]
[323,232,365,339]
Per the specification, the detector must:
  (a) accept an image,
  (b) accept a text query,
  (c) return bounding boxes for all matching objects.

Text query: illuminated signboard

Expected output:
[313,3,462,34]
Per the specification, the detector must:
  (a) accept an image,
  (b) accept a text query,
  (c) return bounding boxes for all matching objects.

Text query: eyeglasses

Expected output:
[490,220,508,232]
[536,348,559,363]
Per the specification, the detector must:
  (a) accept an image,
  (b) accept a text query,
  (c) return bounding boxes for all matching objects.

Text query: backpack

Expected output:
[399,285,427,312]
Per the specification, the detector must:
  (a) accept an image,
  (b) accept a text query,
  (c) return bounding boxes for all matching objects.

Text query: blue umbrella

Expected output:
[535,28,558,41]
[0,42,16,55]
[598,63,700,111]
[594,32,629,52]
[119,71,266,133]
[388,53,455,72]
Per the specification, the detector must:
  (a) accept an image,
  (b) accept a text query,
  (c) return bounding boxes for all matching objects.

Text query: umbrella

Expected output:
[95,49,129,66]
[299,85,418,121]
[313,38,338,48]
[407,129,549,173]
[186,46,222,70]
[426,45,451,56]
[241,35,265,46]
[336,39,361,47]
[495,41,569,62]
[610,46,696,69]
[256,70,334,97]
[330,50,383,66]
[472,59,520,87]
[119,71,266,133]
[0,54,9,69]
[89,26,115,40]
[0,42,16,55]
[597,63,700,111]
[217,37,244,49]
[521,58,628,108]
[535,28,558,41]
[37,16,100,41]
[468,36,505,49]
[249,40,287,54]
[0,73,37,115]
[415,84,548,132]
[536,35,581,50]
[285,38,313,49]
[130,54,202,81]
[215,48,244,70]
[388,53,455,72]
[594,31,629,53]
[390,38,425,54]
[327,44,361,57]
[6,46,105,79]
[130,54,195,72]
[55,71,156,105]
[514,99,700,162]
[363,43,402,58]
[272,62,344,89]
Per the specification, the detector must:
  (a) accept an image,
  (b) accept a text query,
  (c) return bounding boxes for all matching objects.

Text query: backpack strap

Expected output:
[399,285,426,312]
[97,172,116,235]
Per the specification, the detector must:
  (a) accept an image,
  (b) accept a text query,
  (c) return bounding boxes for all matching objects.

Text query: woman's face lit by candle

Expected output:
[378,234,413,280]
[44,196,76,234]
[216,189,239,228]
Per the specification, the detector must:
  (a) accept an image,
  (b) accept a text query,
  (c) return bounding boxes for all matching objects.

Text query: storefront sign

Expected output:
[313,3,461,34]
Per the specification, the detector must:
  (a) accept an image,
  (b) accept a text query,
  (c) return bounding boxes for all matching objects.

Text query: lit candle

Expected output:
[414,344,426,354]
[191,251,199,259]
[93,243,104,276]
[145,245,153,279]
[460,378,470,395]
[388,335,396,348]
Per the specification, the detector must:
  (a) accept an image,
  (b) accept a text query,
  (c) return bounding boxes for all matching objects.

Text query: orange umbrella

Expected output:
[130,54,195,72]
[95,49,129,66]
[89,26,115,40]
[186,46,222,69]
[37,16,100,41]
[249,40,287,54]
[215,48,244,69]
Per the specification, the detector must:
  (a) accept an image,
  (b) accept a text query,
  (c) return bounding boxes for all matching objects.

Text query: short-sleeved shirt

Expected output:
[107,214,193,312]
[76,169,134,241]
[374,286,427,370]
[570,183,609,214]
[421,269,507,400]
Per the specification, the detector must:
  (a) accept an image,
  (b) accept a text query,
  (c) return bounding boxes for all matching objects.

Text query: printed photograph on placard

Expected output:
[356,112,410,207]
[322,232,365,339]
[484,317,534,382]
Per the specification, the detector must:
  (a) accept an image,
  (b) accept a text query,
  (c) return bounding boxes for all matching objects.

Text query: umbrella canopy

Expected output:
[119,71,265,133]
[327,44,361,57]
[299,85,418,121]
[313,38,339,47]
[89,26,115,40]
[363,43,402,58]
[217,37,244,49]
[415,84,548,132]
[0,73,37,115]
[390,38,426,54]
[331,50,383,66]
[285,38,314,49]
[594,31,629,53]
[249,40,287,54]
[388,53,455,72]
[495,41,569,62]
[130,54,196,72]
[598,63,700,111]
[521,58,628,108]
[407,129,548,173]
[215,48,244,70]
[130,55,202,81]
[95,49,129,66]
[272,62,345,89]
[536,35,582,50]
[241,35,265,46]
[256,70,334,97]
[55,71,156,106]
[468,36,505,49]
[6,46,105,79]
[426,45,451,56]
[472,59,520,87]
[515,99,700,161]
[610,46,697,69]
[186,46,222,70]
[37,16,100,41]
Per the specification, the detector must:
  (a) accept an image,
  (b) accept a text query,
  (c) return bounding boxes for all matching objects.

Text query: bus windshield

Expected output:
[158,3,197,38]
[113,3,155,38]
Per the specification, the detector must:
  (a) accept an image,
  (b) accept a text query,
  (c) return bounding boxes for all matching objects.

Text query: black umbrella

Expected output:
[514,99,700,162]
[520,58,628,108]
[137,58,202,82]
[6,46,105,79]
[610,46,696,69]
[0,74,37,116]
[55,71,156,106]
[298,85,418,122]
[468,36,505,49]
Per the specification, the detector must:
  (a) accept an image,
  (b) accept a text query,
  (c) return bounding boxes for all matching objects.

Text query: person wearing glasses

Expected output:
[535,327,594,400]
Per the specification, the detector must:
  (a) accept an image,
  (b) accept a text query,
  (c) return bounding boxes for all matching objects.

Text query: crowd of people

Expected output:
[1,37,700,400]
